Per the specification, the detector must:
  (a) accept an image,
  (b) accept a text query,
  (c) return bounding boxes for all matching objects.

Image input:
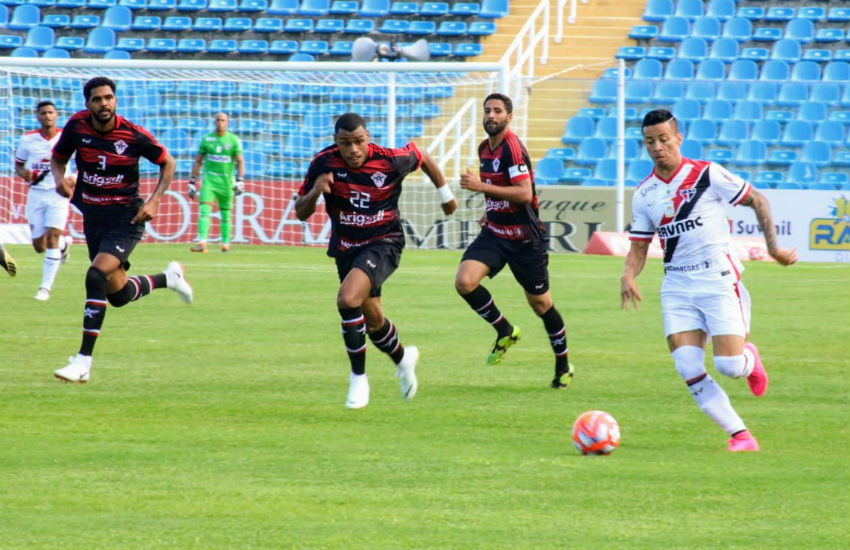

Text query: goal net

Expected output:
[0,58,517,251]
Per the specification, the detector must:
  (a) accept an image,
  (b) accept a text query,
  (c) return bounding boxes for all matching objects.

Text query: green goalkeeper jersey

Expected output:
[198,131,242,179]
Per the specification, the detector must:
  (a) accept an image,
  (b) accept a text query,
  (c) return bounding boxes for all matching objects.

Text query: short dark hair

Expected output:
[83,76,116,102]
[641,108,679,133]
[483,93,512,114]
[36,100,55,111]
[334,112,366,134]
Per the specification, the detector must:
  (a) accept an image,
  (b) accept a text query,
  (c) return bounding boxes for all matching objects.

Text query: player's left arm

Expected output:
[419,150,456,215]
[460,169,533,204]
[132,152,176,224]
[739,187,797,266]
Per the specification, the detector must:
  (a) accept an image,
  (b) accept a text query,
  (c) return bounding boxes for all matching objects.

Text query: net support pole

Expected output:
[616,58,626,234]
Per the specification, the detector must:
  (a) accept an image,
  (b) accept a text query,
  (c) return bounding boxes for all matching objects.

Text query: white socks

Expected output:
[714,352,754,379]
[672,345,746,435]
[40,248,62,291]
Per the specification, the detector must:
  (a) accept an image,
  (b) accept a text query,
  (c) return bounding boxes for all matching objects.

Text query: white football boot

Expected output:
[60,235,72,264]
[34,287,50,301]
[54,354,92,384]
[395,345,419,401]
[164,261,193,303]
[345,373,370,409]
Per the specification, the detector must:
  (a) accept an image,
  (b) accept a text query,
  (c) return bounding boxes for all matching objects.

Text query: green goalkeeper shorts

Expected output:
[199,174,234,209]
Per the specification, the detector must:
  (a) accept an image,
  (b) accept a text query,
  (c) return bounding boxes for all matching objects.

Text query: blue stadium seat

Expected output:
[268,0,298,14]
[691,16,721,41]
[453,42,482,57]
[786,162,817,186]
[280,17,310,32]
[815,28,844,43]
[10,46,38,57]
[591,158,618,184]
[560,115,595,144]
[781,120,813,146]
[748,81,779,104]
[664,58,694,79]
[575,138,608,165]
[704,148,733,163]
[87,0,119,8]
[345,18,374,33]
[734,100,762,121]
[70,14,100,28]
[627,159,654,183]
[675,0,702,20]
[545,147,575,162]
[704,98,732,119]
[206,39,236,53]
[785,18,814,43]
[592,116,618,140]
[177,0,206,10]
[766,149,797,165]
[625,80,653,104]
[239,0,268,11]
[686,118,716,144]
[814,121,846,144]
[378,18,408,33]
[56,0,87,6]
[653,80,685,104]
[706,0,734,22]
[752,26,782,42]
[695,58,725,80]
[115,36,145,51]
[83,27,115,53]
[162,16,191,31]
[629,25,658,41]
[428,42,451,56]
[330,0,359,13]
[765,6,795,22]
[559,168,591,185]
[100,5,132,30]
[717,81,747,102]
[733,140,767,165]
[254,17,283,32]
[24,25,54,51]
[601,66,632,79]
[722,17,751,42]
[194,17,222,31]
[55,36,83,50]
[388,1,416,14]
[775,81,806,106]
[834,151,850,167]
[298,0,329,14]
[42,14,71,28]
[359,0,389,16]
[798,6,825,21]
[646,46,675,60]
[8,5,40,30]
[817,172,849,189]
[437,21,467,36]
[658,16,689,42]
[797,101,827,123]
[810,82,840,104]
[208,0,237,10]
[479,0,508,18]
[238,39,268,54]
[468,20,496,36]
[718,119,749,146]
[771,38,801,63]
[147,37,176,53]
[643,0,673,22]
[176,37,205,52]
[132,15,161,30]
[104,49,130,59]
[300,39,328,55]
[802,49,832,63]
[588,79,617,104]
[680,138,702,159]
[420,1,448,16]
[672,98,701,121]
[735,6,763,21]
[753,171,782,188]
[408,20,436,35]
[451,1,480,15]
[760,60,790,80]
[751,119,780,144]
[739,47,769,61]
[633,58,662,79]
[708,37,738,62]
[791,60,821,81]
[314,18,343,32]
[43,46,71,58]
[535,157,565,185]
[147,0,177,9]
[328,40,352,56]
[823,62,850,83]
[678,37,708,61]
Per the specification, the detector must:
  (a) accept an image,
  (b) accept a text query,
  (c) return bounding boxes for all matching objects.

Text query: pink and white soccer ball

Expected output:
[572,410,621,455]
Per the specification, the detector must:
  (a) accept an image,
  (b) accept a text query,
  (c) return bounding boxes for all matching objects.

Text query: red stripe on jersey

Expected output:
[77,148,139,166]
[658,160,708,227]
[504,131,525,166]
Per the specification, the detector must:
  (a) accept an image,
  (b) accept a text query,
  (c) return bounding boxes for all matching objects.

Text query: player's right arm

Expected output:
[50,156,73,198]
[14,160,33,183]
[620,240,649,310]
[295,171,332,221]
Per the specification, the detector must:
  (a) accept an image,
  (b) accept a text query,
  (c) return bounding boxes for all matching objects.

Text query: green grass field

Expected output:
[1,243,848,550]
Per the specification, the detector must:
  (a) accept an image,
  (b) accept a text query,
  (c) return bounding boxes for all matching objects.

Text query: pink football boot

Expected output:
[727,430,759,452]
[744,342,768,397]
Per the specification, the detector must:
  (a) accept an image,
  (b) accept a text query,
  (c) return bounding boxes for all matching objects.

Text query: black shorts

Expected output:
[83,208,145,271]
[462,228,550,295]
[335,237,404,298]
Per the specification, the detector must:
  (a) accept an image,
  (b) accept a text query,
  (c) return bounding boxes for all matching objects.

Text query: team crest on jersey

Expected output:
[678,188,696,202]
[371,171,387,188]
[492,158,500,172]
[114,139,128,155]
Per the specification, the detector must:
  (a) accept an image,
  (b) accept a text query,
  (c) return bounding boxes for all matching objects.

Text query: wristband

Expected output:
[438,185,454,203]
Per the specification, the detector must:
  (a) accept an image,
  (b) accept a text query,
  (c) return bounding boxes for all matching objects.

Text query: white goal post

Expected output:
[0,57,518,251]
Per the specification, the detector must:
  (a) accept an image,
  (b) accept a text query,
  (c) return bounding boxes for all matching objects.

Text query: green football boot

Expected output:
[486,326,521,366]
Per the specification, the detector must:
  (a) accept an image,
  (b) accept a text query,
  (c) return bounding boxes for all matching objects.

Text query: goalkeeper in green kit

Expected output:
[188,112,245,253]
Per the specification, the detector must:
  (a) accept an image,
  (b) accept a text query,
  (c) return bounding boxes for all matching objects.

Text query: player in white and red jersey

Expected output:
[456,93,574,390]
[295,112,457,409]
[14,100,73,301]
[621,109,797,452]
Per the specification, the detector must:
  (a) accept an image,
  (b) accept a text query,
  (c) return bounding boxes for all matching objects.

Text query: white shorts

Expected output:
[26,187,70,239]
[660,259,751,338]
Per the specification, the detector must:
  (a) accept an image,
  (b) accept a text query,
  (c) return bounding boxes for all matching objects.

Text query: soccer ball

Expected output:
[572,410,621,455]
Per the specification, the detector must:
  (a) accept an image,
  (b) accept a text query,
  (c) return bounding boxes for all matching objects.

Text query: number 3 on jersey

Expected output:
[350,190,370,209]
[97,155,107,171]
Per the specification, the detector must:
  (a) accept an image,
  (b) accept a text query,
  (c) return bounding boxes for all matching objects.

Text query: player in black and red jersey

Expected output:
[50,76,193,384]
[295,112,457,409]
[456,93,574,389]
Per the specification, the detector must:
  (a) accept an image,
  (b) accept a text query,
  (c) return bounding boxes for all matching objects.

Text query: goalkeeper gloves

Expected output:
[233,178,244,196]
[187,177,198,200]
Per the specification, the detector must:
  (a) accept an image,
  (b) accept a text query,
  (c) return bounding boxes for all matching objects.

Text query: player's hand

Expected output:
[769,246,798,266]
[620,276,642,310]
[131,197,160,224]
[55,175,75,198]
[187,177,198,200]
[459,167,482,193]
[441,197,458,216]
[233,178,244,197]
[315,172,333,195]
